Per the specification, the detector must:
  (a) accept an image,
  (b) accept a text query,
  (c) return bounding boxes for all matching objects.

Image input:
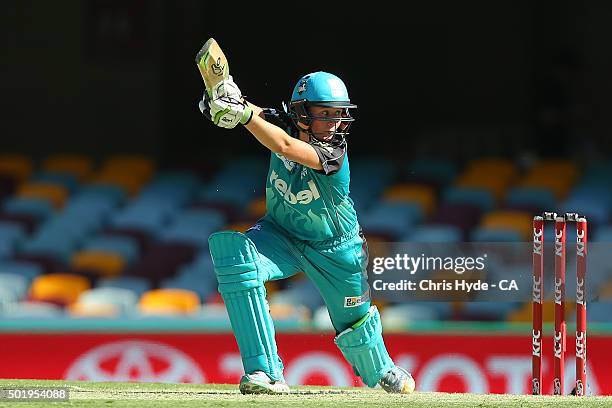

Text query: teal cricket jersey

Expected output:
[262,109,358,241]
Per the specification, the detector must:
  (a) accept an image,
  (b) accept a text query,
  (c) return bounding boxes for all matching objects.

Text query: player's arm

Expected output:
[243,102,323,170]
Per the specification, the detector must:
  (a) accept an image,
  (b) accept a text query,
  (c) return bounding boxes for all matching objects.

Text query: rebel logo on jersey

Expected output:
[269,170,320,205]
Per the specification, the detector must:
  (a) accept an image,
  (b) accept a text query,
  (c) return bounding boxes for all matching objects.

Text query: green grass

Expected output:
[0,379,610,407]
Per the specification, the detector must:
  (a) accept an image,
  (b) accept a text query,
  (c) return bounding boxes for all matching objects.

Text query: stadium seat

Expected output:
[471,227,523,242]
[3,197,54,221]
[31,172,79,194]
[479,210,532,240]
[139,288,201,315]
[41,154,94,182]
[560,196,610,225]
[199,157,268,207]
[247,196,267,218]
[0,260,43,281]
[405,158,458,187]
[110,201,175,236]
[0,286,19,314]
[67,302,120,317]
[160,274,216,301]
[92,171,146,197]
[82,235,140,265]
[405,224,463,243]
[587,303,612,323]
[2,301,64,318]
[97,275,152,297]
[312,306,334,330]
[350,157,398,211]
[159,209,226,247]
[74,184,127,208]
[0,154,33,183]
[465,157,517,181]
[0,272,29,300]
[29,273,91,305]
[20,233,78,263]
[71,250,126,277]
[0,222,27,257]
[519,160,577,199]
[443,187,495,212]
[75,287,139,315]
[100,155,156,182]
[360,201,422,240]
[382,184,436,216]
[17,182,69,209]
[127,241,197,287]
[430,202,483,240]
[594,226,612,242]
[505,187,556,211]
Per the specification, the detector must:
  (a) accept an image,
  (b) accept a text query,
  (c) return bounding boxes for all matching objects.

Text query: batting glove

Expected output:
[207,77,253,129]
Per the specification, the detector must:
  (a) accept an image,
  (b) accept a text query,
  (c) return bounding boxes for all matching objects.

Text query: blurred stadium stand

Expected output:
[0,153,610,326]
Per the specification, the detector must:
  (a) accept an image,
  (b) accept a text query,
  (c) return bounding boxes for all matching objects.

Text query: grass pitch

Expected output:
[0,379,610,407]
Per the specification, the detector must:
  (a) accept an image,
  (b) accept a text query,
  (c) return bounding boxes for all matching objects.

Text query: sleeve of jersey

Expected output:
[311,143,346,176]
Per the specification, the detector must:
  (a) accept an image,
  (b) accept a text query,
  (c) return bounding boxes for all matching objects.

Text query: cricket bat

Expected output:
[195,38,230,98]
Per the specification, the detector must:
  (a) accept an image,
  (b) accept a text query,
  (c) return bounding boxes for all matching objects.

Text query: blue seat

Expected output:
[19,234,77,263]
[2,301,64,318]
[405,159,458,186]
[97,276,152,297]
[64,193,119,221]
[579,161,612,186]
[77,184,127,207]
[0,222,27,257]
[153,171,201,190]
[83,235,140,264]
[159,209,226,247]
[505,187,556,211]
[0,272,29,300]
[405,225,462,243]
[0,260,43,281]
[360,202,422,239]
[200,157,268,206]
[587,303,612,323]
[138,183,195,209]
[561,196,610,225]
[40,213,100,243]
[471,227,522,242]
[594,226,612,242]
[350,157,397,210]
[31,171,79,194]
[110,201,175,236]
[443,187,495,212]
[3,197,54,220]
[351,156,397,186]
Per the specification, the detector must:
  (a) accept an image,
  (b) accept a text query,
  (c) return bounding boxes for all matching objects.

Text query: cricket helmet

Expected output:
[288,71,356,141]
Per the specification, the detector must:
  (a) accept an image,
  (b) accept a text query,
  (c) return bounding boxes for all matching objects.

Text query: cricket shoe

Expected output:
[378,366,416,394]
[239,371,290,395]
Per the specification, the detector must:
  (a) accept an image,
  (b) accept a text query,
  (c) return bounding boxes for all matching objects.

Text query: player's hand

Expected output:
[208,77,253,129]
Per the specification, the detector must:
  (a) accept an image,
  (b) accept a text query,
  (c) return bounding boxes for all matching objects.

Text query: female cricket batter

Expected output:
[199,71,415,395]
